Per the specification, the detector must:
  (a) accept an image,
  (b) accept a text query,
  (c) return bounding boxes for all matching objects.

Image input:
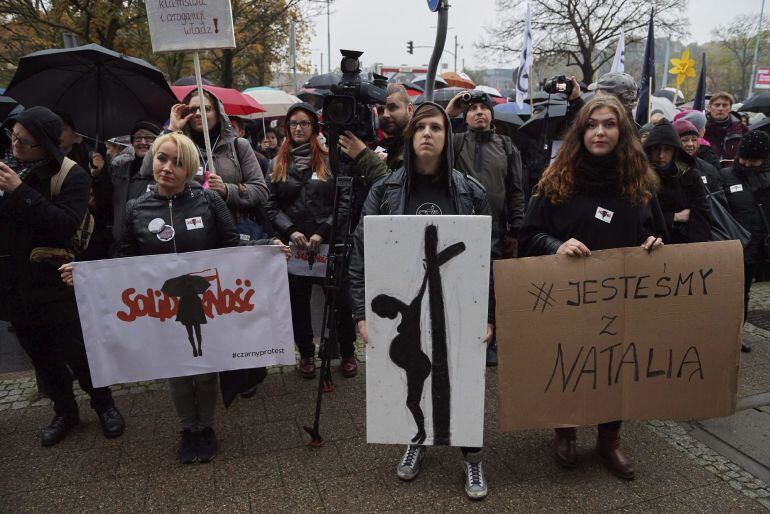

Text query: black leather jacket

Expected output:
[349,167,499,324]
[119,182,270,257]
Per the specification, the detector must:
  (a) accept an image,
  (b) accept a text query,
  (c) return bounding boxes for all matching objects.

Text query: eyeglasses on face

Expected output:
[288,121,313,129]
[5,128,41,149]
[132,135,157,143]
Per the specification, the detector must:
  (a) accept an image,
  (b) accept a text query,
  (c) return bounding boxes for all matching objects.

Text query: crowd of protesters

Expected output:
[1,65,767,501]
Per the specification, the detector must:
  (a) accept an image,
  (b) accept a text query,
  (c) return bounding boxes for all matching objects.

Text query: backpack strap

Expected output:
[49,157,78,199]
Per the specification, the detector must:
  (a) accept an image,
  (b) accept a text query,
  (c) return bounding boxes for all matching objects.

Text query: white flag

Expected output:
[515,4,533,109]
[611,27,625,73]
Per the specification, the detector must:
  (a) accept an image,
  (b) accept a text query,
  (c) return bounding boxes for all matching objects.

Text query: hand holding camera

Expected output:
[0,161,21,193]
[169,103,194,131]
[543,75,581,101]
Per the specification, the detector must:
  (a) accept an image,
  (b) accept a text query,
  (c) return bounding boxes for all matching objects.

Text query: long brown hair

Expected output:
[271,111,330,182]
[536,95,658,205]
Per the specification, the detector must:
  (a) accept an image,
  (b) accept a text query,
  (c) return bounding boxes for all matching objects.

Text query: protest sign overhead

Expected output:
[365,216,491,448]
[145,0,236,53]
[73,246,295,387]
[494,241,743,431]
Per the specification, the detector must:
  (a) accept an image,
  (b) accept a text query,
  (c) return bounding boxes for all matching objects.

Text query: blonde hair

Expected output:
[150,132,200,182]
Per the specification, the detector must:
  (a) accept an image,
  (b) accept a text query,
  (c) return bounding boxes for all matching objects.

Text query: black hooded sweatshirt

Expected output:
[349,102,499,324]
[644,120,711,244]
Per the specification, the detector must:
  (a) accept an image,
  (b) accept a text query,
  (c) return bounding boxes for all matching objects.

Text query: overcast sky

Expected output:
[306,0,764,72]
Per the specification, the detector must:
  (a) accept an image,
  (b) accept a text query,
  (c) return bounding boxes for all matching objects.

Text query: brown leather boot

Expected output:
[597,426,635,480]
[554,427,577,468]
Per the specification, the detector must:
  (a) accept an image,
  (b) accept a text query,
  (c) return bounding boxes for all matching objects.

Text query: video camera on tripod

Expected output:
[322,50,387,144]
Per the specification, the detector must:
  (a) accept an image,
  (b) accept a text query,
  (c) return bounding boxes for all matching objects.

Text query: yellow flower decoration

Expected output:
[669,48,697,89]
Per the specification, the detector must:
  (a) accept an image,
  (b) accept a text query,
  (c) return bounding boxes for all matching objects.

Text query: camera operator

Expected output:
[0,107,125,446]
[265,103,357,378]
[338,84,414,183]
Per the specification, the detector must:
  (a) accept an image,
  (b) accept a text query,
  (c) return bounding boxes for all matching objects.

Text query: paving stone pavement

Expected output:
[1,282,769,512]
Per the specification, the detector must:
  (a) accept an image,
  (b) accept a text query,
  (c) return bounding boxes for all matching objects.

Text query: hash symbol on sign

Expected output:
[528,282,555,312]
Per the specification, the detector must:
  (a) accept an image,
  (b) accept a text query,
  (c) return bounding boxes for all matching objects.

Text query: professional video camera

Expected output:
[322,50,387,142]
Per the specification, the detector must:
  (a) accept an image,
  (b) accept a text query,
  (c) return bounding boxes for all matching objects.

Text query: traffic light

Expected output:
[407,41,414,55]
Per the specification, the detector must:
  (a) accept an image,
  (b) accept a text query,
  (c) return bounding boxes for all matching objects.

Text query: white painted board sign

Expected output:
[365,215,491,447]
[145,0,236,53]
[73,246,295,387]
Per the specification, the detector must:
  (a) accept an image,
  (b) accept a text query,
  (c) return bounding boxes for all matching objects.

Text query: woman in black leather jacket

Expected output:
[519,96,664,481]
[65,132,285,465]
[265,102,357,378]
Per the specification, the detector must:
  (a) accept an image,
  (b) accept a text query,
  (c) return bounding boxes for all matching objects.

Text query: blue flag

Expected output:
[693,53,707,112]
[635,11,655,126]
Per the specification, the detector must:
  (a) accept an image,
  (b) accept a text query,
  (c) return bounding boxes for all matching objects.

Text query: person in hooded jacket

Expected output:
[0,107,125,446]
[143,88,269,241]
[519,95,664,481]
[643,119,711,244]
[349,102,498,500]
[265,102,358,378]
[673,118,722,192]
[714,130,770,353]
[92,121,161,255]
[62,131,288,463]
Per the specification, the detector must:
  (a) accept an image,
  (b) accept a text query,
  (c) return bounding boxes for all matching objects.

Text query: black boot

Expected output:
[177,429,196,464]
[96,406,125,438]
[41,413,80,446]
[196,427,217,463]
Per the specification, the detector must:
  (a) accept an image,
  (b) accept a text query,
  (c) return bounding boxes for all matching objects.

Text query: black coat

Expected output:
[656,166,711,244]
[716,166,770,263]
[519,192,658,256]
[0,160,90,326]
[265,156,338,242]
[693,156,722,192]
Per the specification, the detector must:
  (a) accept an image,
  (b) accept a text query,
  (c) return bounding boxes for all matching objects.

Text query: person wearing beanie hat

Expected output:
[716,130,770,352]
[0,106,125,445]
[643,119,711,244]
[349,101,496,499]
[639,122,653,144]
[674,109,721,169]
[445,89,525,366]
[265,101,358,378]
[91,120,162,255]
[673,118,723,192]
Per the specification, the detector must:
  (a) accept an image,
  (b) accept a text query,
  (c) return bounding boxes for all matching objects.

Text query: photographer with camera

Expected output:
[266,102,357,378]
[0,107,125,446]
[445,89,525,366]
[338,83,414,182]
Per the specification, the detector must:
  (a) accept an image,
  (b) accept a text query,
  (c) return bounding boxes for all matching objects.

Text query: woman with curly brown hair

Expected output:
[518,95,664,480]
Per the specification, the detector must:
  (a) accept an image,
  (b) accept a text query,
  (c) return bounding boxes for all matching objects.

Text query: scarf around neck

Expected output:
[574,152,620,196]
[291,143,312,175]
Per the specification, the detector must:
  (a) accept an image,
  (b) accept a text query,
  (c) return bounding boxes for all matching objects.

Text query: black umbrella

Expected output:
[5,44,177,142]
[740,92,770,115]
[305,73,341,89]
[518,103,569,139]
[413,87,465,107]
[0,96,23,122]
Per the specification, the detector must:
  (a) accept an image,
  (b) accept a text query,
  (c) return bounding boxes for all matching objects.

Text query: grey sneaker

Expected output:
[396,445,426,481]
[463,454,488,500]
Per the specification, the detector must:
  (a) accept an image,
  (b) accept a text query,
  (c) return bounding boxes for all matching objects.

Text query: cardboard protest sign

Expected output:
[73,246,295,387]
[145,0,236,52]
[287,243,328,278]
[365,216,491,447]
[494,241,743,431]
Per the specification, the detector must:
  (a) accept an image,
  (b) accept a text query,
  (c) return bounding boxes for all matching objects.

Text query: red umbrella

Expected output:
[170,85,265,116]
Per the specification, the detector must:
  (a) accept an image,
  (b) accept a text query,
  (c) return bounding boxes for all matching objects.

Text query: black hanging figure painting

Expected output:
[371,224,465,445]
[161,274,212,357]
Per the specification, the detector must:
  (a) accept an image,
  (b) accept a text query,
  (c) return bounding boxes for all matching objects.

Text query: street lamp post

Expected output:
[749,0,767,98]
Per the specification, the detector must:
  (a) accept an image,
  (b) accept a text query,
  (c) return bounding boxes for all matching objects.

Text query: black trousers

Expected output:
[288,275,355,359]
[15,320,114,417]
